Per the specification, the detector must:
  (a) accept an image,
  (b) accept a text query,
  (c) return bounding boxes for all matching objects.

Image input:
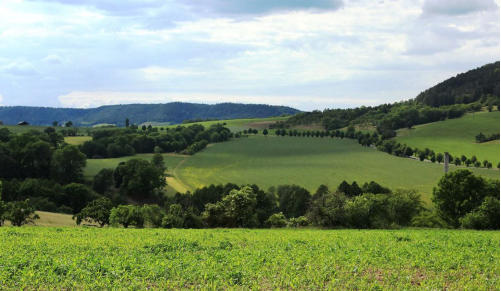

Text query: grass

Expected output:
[175,135,499,204]
[395,111,500,164]
[64,136,92,145]
[163,116,289,132]
[0,227,497,290]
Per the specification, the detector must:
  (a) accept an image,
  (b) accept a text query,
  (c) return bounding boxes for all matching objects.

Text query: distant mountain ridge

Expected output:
[0,102,300,126]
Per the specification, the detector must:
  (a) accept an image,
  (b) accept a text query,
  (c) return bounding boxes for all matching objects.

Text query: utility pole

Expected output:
[444,152,449,173]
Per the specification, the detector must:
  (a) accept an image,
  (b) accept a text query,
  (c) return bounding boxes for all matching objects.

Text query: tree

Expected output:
[63,183,99,214]
[454,157,461,166]
[0,181,6,226]
[51,145,87,184]
[143,204,165,227]
[162,204,185,228]
[4,199,39,226]
[74,197,113,227]
[65,121,73,127]
[460,196,500,230]
[436,153,444,163]
[266,212,288,228]
[461,155,467,163]
[110,205,144,228]
[125,118,130,128]
[263,129,268,136]
[277,185,311,218]
[432,170,499,228]
[151,153,166,172]
[52,121,58,127]
[114,159,166,199]
[92,168,115,195]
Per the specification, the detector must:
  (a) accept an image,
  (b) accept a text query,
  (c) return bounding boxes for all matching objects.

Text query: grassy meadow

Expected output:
[0,227,497,290]
[163,116,289,132]
[395,111,500,164]
[173,135,498,204]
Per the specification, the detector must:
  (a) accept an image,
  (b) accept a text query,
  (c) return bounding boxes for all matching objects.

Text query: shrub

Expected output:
[460,197,500,230]
[74,198,113,227]
[266,212,288,228]
[4,199,39,226]
[288,216,309,227]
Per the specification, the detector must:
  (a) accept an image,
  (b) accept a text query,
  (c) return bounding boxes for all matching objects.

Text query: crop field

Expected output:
[395,111,500,164]
[0,227,498,290]
[174,135,499,204]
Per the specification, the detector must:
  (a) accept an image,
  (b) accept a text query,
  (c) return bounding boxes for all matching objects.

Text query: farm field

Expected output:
[0,227,498,290]
[395,111,500,164]
[174,135,499,203]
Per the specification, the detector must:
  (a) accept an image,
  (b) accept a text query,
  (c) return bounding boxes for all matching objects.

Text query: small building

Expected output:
[17,121,29,126]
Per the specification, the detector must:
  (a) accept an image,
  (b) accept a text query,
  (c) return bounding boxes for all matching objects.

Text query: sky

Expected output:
[0,0,499,111]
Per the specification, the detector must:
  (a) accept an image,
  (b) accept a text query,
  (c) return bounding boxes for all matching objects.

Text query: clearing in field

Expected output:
[0,227,498,290]
[64,136,92,145]
[174,135,499,203]
[395,111,500,164]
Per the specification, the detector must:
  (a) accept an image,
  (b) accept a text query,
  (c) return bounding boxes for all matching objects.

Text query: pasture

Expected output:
[163,116,288,132]
[0,227,497,290]
[174,135,499,203]
[395,111,500,164]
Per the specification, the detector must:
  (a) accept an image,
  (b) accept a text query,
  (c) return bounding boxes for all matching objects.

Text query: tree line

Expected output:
[268,126,498,169]
[80,123,231,158]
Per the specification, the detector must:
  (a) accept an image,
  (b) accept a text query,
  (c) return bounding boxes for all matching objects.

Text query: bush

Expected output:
[460,197,500,230]
[411,210,448,228]
[288,216,309,227]
[110,205,145,228]
[4,199,39,226]
[266,212,288,228]
[143,204,165,227]
[74,198,113,227]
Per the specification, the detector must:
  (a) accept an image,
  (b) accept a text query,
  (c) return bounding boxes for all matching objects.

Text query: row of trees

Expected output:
[268,126,498,169]
[80,123,231,158]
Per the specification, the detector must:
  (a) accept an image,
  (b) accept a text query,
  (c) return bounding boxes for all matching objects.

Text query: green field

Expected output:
[0,227,497,289]
[395,111,500,164]
[173,135,498,203]
[64,136,92,145]
[164,116,288,132]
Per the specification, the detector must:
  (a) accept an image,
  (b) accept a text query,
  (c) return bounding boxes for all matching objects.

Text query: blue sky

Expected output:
[0,0,498,110]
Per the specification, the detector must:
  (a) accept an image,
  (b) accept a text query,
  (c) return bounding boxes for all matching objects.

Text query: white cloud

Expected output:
[0,0,498,109]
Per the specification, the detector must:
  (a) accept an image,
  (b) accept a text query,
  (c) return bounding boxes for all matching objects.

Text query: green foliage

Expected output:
[415,62,500,107]
[460,196,500,230]
[113,159,166,199]
[411,209,448,228]
[266,212,288,228]
[432,170,499,228]
[277,185,311,218]
[0,228,498,289]
[4,199,39,226]
[109,205,145,228]
[74,197,113,227]
[51,145,87,184]
[92,168,115,195]
[0,103,299,126]
[142,204,165,228]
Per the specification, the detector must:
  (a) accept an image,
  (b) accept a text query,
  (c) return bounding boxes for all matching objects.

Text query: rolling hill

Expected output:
[0,102,299,126]
[395,111,500,164]
[84,134,499,204]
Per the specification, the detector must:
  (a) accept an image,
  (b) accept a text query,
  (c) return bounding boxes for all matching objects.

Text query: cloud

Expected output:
[0,0,498,110]
[0,61,38,76]
[422,0,498,16]
[0,93,3,105]
[42,54,64,64]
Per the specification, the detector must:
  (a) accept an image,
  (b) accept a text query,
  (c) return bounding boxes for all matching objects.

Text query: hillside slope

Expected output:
[415,62,500,107]
[395,111,500,164]
[0,102,300,126]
